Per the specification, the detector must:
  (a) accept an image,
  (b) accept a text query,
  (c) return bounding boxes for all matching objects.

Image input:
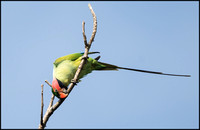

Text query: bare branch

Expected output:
[45,80,52,88]
[48,94,55,109]
[39,4,97,129]
[39,84,44,129]
[82,21,88,47]
[44,80,55,108]
[42,98,65,128]
[88,3,97,47]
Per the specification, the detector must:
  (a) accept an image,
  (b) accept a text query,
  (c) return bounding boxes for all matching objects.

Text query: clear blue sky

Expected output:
[1,1,199,129]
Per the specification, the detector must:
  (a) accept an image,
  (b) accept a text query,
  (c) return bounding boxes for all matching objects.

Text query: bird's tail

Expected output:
[96,62,191,77]
[96,62,119,70]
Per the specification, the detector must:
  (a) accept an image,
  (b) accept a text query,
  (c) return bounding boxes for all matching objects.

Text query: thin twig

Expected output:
[45,80,52,88]
[88,3,97,47]
[39,84,44,129]
[39,3,97,129]
[48,94,55,109]
[82,21,88,47]
[45,80,55,108]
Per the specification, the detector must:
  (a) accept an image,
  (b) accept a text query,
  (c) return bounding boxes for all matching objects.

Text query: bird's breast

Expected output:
[54,60,78,86]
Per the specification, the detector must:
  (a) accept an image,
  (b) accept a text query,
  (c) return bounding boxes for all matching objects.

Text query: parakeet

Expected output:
[51,52,190,99]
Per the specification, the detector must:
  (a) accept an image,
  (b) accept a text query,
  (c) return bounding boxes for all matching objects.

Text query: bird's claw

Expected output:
[71,79,77,85]
[81,56,89,60]
[61,88,68,94]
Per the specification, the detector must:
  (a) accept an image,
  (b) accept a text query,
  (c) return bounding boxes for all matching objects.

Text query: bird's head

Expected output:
[52,78,68,99]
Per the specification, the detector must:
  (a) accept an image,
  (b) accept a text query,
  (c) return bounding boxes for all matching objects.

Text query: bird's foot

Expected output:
[71,79,78,85]
[61,88,68,94]
[81,55,89,60]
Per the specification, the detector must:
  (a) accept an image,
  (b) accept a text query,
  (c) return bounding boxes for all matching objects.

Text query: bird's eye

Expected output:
[55,89,58,93]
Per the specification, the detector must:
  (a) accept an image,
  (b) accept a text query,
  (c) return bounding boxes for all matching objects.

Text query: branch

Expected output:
[82,21,88,47]
[45,80,55,108]
[48,94,55,109]
[88,3,97,47]
[45,80,52,88]
[39,84,44,129]
[38,3,97,129]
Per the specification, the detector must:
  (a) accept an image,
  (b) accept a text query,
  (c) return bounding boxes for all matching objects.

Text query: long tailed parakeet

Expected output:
[52,52,190,99]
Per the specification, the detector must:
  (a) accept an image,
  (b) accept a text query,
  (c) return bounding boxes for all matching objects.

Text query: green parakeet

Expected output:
[52,52,190,99]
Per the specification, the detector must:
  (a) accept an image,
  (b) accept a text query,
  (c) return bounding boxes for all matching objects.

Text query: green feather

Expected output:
[53,53,82,67]
[53,52,100,67]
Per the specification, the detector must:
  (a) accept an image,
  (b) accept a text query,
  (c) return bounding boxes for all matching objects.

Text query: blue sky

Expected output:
[1,1,199,129]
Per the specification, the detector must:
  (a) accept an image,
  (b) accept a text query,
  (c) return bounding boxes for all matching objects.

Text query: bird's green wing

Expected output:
[54,53,82,67]
[54,52,99,67]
